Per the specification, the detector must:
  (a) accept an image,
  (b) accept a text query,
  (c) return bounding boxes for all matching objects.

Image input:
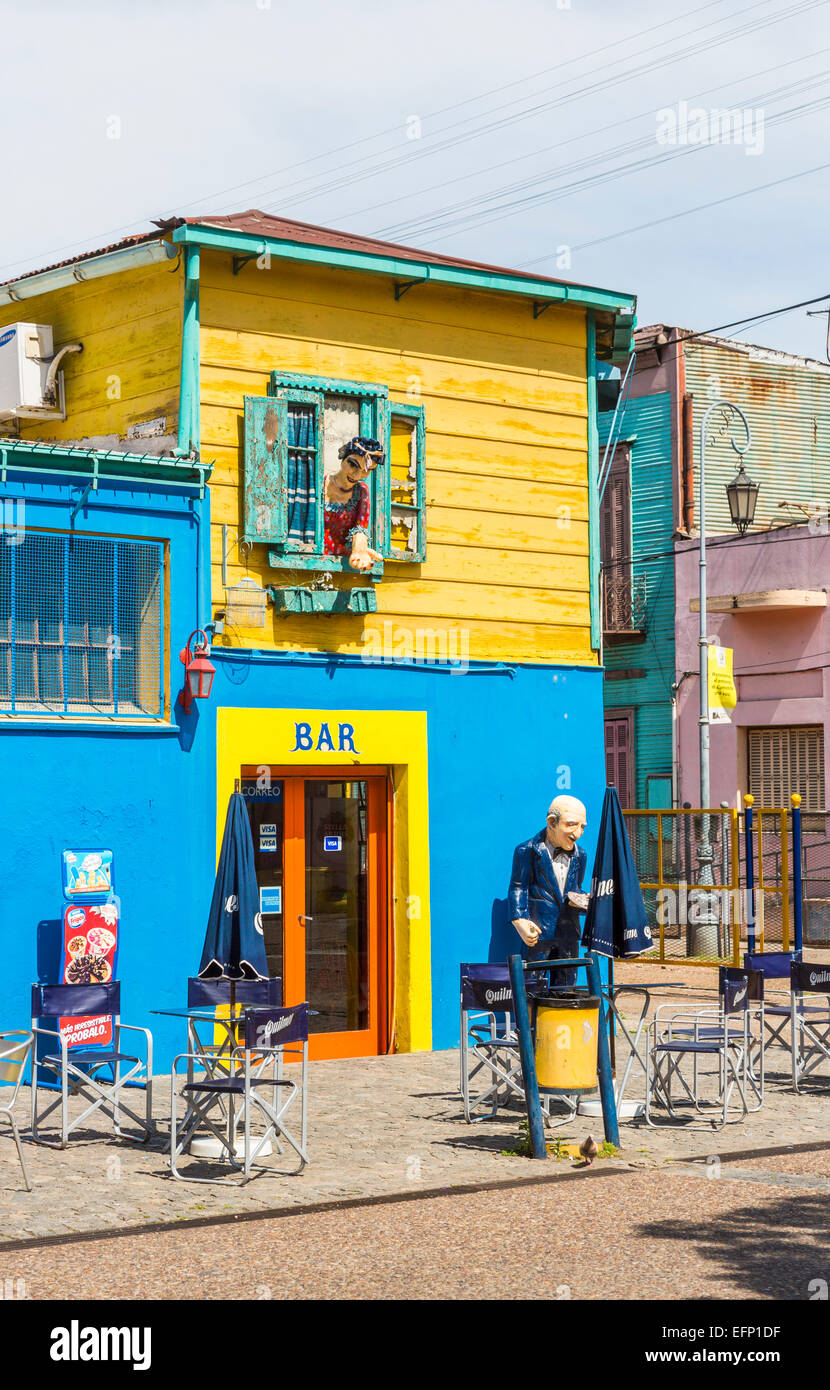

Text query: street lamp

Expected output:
[725,461,760,536]
[177,629,216,714]
[694,401,754,956]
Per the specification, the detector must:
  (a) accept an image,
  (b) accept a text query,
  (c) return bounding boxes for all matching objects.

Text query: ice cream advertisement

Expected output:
[58,900,120,1049]
[61,849,114,902]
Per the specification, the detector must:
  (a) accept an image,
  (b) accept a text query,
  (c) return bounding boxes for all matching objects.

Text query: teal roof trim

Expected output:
[172,222,637,326]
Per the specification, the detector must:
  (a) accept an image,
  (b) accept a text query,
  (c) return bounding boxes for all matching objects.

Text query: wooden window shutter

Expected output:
[605,715,634,808]
[601,448,632,631]
[243,395,289,545]
[747,726,825,811]
[600,449,631,565]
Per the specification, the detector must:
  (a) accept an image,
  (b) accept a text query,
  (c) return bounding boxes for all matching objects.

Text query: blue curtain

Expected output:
[286,406,317,544]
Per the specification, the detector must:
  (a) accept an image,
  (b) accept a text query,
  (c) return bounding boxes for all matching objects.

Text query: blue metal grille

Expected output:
[0,530,164,718]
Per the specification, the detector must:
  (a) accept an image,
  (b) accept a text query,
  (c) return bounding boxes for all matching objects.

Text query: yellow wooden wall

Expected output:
[0,259,182,446]
[201,251,594,666]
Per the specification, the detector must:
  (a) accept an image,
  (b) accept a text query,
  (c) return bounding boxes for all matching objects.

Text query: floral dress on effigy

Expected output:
[324,480,371,557]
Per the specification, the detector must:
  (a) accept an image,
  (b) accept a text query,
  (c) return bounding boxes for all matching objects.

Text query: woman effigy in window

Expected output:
[324,436,385,572]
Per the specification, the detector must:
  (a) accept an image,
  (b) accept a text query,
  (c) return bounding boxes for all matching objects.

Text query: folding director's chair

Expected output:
[460,964,523,1123]
[789,960,830,1092]
[170,1001,309,1184]
[31,983,154,1148]
[0,1031,33,1191]
[645,969,757,1129]
[743,951,830,1061]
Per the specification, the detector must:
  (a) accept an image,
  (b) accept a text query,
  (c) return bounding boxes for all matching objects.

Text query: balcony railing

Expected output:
[602,562,647,635]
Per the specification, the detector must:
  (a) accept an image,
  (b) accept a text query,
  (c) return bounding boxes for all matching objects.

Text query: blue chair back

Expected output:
[718,968,750,1015]
[244,1002,309,1050]
[187,977,282,1009]
[32,982,120,1019]
[743,950,799,981]
[460,963,514,1014]
[791,960,830,995]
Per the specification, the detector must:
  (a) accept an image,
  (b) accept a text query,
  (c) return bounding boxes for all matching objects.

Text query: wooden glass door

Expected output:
[241,767,389,1060]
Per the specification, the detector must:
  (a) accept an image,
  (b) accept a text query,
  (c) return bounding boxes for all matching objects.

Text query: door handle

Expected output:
[298,915,313,925]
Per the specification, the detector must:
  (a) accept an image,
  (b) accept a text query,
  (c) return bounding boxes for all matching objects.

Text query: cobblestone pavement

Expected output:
[4,1167,828,1301]
[1,976,827,1244]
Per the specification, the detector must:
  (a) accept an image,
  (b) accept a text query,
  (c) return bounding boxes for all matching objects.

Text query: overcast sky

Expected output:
[3,0,830,358]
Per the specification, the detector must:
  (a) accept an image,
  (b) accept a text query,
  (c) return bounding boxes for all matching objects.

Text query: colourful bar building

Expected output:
[0,212,635,1062]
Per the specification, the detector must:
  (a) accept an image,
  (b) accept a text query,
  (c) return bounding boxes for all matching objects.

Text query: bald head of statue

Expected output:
[546,795,587,852]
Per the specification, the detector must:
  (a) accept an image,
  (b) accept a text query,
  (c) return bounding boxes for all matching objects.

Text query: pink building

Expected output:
[675,522,830,812]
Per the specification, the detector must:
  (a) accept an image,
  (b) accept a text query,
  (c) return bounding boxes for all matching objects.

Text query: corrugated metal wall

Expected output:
[600,391,674,807]
[684,340,830,533]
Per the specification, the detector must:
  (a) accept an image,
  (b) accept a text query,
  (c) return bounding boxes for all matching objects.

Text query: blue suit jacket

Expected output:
[508,829,587,950]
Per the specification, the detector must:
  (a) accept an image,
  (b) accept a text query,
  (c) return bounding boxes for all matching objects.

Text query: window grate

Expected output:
[0,530,164,719]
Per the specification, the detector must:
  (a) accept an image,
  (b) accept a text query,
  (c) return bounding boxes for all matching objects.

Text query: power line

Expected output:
[677,295,830,342]
[370,0,828,240]
[261,0,815,222]
[378,78,830,243]
[346,47,830,231]
[173,0,748,218]
[0,0,764,279]
[534,156,830,263]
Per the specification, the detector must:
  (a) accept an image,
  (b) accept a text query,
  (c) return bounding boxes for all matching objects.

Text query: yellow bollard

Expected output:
[533,992,601,1094]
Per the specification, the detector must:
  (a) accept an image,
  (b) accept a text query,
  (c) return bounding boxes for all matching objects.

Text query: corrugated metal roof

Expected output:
[174,208,594,293]
[0,228,170,291]
[684,338,830,534]
[1,208,620,299]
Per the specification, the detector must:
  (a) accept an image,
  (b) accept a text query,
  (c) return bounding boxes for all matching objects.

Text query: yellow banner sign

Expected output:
[708,644,737,723]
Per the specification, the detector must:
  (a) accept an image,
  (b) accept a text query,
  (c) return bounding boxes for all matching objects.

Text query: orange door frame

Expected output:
[242,765,390,1060]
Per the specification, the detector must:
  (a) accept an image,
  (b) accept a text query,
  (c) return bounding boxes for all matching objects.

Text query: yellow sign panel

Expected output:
[708,645,737,724]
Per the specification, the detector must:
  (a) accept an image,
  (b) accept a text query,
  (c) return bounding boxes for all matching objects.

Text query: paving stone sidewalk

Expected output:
[1,1025,827,1242]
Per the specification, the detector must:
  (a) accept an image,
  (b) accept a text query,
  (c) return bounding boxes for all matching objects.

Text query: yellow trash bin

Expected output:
[533,991,601,1094]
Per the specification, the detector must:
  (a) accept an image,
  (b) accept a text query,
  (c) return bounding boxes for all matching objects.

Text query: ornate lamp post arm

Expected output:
[697,400,751,807]
[694,400,751,957]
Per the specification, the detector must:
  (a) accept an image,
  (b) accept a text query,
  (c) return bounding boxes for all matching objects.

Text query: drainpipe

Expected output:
[176,244,200,457]
[586,312,601,652]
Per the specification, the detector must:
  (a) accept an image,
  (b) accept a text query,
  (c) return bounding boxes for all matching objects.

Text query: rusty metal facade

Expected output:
[684,336,830,534]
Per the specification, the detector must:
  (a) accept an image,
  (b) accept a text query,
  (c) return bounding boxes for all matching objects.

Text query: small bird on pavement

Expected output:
[579,1134,599,1166]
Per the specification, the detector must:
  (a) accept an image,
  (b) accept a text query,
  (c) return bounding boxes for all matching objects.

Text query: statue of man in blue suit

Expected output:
[508,795,589,986]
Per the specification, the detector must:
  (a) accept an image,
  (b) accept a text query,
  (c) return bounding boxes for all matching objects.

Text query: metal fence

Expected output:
[623,807,742,966]
[623,799,830,966]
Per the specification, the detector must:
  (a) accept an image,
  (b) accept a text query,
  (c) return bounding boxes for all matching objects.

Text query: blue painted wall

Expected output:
[600,392,675,806]
[0,466,606,1064]
[0,470,216,1073]
[208,652,607,1052]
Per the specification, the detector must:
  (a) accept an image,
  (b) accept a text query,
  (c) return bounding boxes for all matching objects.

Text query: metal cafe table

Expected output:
[151,1002,261,1157]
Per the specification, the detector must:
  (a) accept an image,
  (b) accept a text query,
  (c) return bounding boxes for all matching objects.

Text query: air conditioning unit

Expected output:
[0,322,65,422]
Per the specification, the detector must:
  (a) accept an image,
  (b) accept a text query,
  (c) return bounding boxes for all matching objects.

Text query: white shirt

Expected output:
[545,841,572,895]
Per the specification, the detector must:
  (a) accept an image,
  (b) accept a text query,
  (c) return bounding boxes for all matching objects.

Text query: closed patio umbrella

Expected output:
[582,785,652,960]
[192,792,269,1161]
[581,786,653,1115]
[198,792,269,998]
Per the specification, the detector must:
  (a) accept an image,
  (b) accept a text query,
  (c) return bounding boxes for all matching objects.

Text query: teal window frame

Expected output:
[262,371,387,575]
[381,399,427,563]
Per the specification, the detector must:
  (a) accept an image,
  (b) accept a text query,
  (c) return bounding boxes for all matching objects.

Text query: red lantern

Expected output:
[178,630,216,714]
